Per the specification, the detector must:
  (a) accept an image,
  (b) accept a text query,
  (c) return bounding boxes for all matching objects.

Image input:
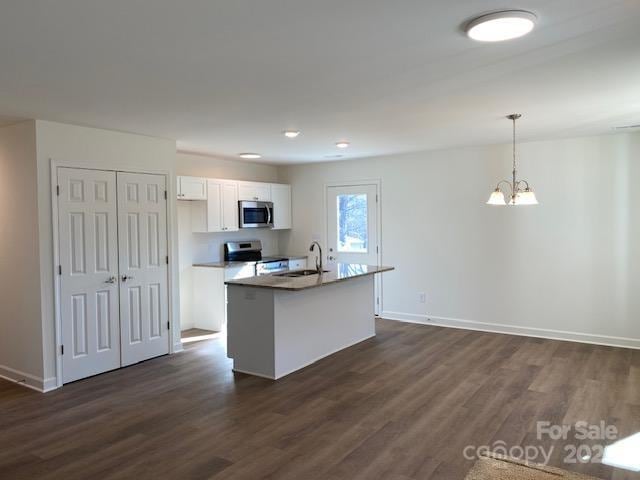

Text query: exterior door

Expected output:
[117,172,170,366]
[326,183,380,312]
[58,168,121,383]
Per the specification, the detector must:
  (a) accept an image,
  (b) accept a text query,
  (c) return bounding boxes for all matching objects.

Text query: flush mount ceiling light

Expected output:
[487,114,538,206]
[335,141,350,148]
[466,10,536,42]
[239,153,262,159]
[283,130,300,138]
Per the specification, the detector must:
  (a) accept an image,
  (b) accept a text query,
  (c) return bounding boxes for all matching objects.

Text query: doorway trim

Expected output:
[50,159,178,389]
[324,179,382,314]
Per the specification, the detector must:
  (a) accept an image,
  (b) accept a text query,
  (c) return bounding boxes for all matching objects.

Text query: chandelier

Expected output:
[487,114,538,206]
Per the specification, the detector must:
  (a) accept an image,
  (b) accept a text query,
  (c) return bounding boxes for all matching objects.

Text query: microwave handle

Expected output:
[266,205,272,225]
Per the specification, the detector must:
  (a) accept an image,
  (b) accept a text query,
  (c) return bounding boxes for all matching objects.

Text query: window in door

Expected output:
[336,194,368,253]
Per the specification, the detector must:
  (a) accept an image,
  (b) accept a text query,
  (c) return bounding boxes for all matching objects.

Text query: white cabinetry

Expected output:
[192,264,256,333]
[288,258,307,271]
[177,176,207,200]
[191,179,239,233]
[192,267,226,332]
[224,264,256,280]
[238,181,271,201]
[271,183,292,230]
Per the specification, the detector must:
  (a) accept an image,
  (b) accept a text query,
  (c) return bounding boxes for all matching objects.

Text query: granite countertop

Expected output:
[193,254,308,269]
[225,264,394,291]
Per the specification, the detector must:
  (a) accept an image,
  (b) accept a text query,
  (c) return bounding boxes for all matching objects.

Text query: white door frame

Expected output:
[51,159,177,389]
[324,179,382,314]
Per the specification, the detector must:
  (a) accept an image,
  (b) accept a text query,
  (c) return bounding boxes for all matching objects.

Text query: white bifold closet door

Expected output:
[117,172,169,366]
[58,168,121,383]
[58,168,169,383]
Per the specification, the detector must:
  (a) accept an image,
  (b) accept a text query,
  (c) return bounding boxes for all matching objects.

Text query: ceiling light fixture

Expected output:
[466,10,536,42]
[487,114,538,206]
[239,153,262,159]
[283,130,300,138]
[336,141,350,148]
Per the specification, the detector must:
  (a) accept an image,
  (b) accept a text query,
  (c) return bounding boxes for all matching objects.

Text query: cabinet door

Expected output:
[289,258,306,271]
[221,181,239,231]
[179,176,207,200]
[238,181,271,201]
[224,264,256,280]
[271,183,292,229]
[205,180,223,232]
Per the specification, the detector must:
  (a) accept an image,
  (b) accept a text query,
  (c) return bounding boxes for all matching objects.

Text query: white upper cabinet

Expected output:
[177,176,207,200]
[191,179,239,232]
[238,181,271,202]
[271,183,292,230]
[221,181,239,231]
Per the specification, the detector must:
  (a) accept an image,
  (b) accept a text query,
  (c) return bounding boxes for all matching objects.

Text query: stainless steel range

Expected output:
[224,240,289,276]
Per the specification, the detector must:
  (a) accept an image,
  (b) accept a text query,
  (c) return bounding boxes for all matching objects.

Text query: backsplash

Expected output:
[178,201,279,265]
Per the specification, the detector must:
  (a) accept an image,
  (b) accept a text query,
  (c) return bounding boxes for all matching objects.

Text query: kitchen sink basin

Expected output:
[274,269,330,277]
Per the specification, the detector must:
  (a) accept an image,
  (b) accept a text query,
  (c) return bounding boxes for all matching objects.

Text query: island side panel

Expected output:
[226,285,276,378]
[273,274,375,379]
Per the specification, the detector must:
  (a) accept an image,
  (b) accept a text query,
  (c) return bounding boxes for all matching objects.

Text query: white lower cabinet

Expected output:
[288,258,307,271]
[192,264,257,332]
[192,267,226,332]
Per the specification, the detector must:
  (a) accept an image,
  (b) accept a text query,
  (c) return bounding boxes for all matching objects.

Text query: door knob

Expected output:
[121,275,134,282]
[105,276,117,284]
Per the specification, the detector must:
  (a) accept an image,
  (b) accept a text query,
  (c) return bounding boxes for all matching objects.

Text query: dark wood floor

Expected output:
[1,319,639,480]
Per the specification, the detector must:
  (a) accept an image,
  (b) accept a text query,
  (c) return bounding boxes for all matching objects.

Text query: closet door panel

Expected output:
[117,172,170,366]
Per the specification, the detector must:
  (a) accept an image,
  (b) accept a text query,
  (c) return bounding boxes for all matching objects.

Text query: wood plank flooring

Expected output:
[1,319,639,480]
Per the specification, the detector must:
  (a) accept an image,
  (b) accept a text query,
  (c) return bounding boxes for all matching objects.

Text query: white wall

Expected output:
[176,152,281,330]
[0,121,45,389]
[35,120,178,385]
[279,133,640,347]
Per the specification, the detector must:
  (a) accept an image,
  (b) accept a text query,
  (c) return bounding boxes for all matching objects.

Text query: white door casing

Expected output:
[58,168,121,383]
[326,183,380,313]
[117,172,170,366]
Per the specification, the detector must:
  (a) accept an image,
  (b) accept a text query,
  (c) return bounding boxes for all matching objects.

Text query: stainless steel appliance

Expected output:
[239,201,274,228]
[224,240,289,276]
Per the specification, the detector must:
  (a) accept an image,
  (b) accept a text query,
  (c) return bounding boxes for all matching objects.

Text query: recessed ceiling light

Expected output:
[335,141,350,148]
[239,153,261,159]
[283,130,300,138]
[466,10,536,42]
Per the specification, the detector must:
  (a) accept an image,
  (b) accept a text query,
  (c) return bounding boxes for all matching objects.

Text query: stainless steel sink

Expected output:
[274,269,330,277]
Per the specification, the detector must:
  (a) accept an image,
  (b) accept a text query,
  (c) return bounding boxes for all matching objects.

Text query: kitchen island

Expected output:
[225,263,394,379]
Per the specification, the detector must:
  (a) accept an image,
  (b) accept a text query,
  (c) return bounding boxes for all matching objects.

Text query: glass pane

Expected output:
[337,194,368,253]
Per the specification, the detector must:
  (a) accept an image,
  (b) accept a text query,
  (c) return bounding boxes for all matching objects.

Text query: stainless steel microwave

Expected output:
[239,201,274,228]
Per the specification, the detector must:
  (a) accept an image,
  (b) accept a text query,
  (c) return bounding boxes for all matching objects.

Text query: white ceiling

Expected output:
[1,0,639,164]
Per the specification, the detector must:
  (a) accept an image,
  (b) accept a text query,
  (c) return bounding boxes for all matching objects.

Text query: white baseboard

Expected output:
[0,365,59,392]
[173,342,185,353]
[381,311,640,350]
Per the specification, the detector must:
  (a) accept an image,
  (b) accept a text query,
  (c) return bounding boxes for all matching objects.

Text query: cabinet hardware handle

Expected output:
[105,276,117,284]
[121,275,134,282]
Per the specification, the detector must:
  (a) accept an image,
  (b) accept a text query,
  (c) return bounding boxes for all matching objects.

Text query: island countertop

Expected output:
[224,263,394,291]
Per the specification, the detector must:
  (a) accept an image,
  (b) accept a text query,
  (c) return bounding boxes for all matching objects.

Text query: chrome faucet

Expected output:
[309,241,323,274]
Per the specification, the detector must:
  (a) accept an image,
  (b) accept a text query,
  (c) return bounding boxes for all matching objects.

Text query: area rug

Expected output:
[465,452,602,480]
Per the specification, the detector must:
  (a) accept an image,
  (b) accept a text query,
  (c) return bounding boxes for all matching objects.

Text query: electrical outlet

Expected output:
[418,292,426,304]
